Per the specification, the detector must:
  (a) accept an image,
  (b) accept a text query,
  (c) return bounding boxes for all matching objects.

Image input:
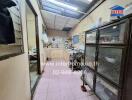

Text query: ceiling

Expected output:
[42,10,80,31]
[40,0,99,31]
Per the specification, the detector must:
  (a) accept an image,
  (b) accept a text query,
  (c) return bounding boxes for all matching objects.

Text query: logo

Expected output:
[111,5,124,17]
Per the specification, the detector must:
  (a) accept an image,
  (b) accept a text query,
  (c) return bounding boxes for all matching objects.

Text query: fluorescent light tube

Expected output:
[47,0,78,11]
[88,0,93,2]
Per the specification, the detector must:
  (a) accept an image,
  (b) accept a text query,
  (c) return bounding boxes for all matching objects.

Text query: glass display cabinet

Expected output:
[84,16,132,100]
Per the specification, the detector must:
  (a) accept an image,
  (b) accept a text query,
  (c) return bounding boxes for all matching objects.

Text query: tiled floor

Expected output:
[33,60,99,100]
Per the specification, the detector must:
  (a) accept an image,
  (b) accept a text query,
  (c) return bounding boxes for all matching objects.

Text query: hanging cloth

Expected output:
[0,0,16,44]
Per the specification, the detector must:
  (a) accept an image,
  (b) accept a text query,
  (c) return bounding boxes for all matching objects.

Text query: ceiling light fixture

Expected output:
[88,0,93,2]
[47,0,78,11]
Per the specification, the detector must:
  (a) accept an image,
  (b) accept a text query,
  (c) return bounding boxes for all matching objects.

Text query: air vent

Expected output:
[62,27,72,31]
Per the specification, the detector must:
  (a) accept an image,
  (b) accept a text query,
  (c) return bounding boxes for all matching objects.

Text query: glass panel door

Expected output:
[97,47,123,84]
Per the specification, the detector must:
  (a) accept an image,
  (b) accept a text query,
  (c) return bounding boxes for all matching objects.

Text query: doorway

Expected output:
[26,0,41,95]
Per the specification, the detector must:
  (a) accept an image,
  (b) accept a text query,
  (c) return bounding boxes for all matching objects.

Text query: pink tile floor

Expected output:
[33,60,99,100]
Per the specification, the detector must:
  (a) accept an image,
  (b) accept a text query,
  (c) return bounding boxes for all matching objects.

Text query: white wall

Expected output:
[0,55,31,100]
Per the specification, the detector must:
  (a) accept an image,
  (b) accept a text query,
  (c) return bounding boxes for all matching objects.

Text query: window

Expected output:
[0,0,24,60]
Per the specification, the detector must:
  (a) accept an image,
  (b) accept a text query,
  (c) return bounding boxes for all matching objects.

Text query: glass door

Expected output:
[84,30,97,91]
[26,2,40,95]
[85,30,97,70]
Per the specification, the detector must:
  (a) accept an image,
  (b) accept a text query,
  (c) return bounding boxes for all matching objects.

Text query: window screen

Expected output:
[0,0,24,60]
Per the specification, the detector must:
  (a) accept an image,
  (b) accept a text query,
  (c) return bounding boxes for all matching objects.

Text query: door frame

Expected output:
[25,0,41,97]
[26,0,41,75]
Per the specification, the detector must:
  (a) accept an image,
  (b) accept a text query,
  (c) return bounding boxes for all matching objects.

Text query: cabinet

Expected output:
[84,15,132,100]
